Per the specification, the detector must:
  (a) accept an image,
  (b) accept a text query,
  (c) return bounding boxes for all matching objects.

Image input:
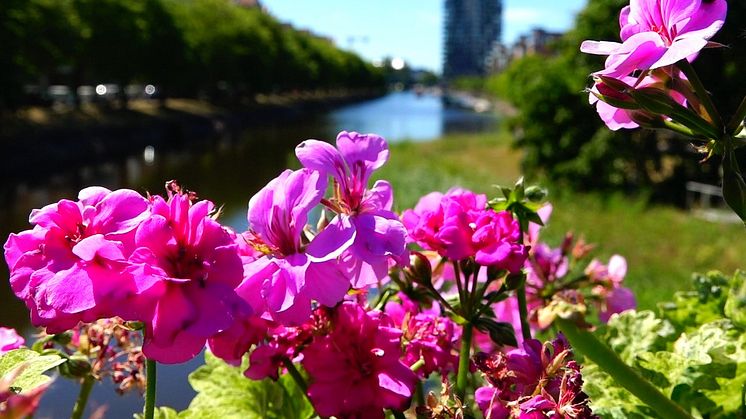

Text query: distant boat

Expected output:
[442,91,492,113]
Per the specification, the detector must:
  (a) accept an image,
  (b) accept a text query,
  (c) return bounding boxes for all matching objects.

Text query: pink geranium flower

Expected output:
[4,187,149,333]
[0,328,24,354]
[126,190,249,363]
[402,188,526,272]
[239,169,352,325]
[385,293,460,378]
[296,131,409,287]
[302,302,417,418]
[474,334,596,418]
[585,255,636,322]
[581,0,727,77]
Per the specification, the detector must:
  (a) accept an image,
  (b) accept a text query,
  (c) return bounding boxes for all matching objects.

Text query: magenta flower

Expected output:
[296,131,409,287]
[581,0,727,76]
[474,334,596,418]
[589,74,688,131]
[402,188,485,260]
[402,188,526,272]
[302,302,417,418]
[586,255,636,322]
[126,191,248,363]
[239,169,352,325]
[0,328,24,354]
[385,294,460,378]
[4,187,149,333]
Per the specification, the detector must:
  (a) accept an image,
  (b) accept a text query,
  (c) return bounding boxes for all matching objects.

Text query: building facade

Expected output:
[443,0,502,80]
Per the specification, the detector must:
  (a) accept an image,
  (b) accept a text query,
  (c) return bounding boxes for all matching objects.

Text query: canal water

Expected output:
[0,91,497,418]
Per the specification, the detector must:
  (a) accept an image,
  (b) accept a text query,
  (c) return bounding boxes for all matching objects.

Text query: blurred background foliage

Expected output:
[0,0,384,111]
[482,0,746,203]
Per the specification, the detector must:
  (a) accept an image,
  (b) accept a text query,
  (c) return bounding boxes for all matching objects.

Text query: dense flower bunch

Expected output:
[474,334,596,418]
[4,187,150,333]
[3,130,614,418]
[403,188,527,272]
[302,302,418,417]
[384,293,461,379]
[523,229,636,329]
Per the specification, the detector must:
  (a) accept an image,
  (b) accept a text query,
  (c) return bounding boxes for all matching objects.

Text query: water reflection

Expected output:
[0,91,497,417]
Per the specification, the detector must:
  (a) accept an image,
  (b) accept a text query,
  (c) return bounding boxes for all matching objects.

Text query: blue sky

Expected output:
[261,0,587,72]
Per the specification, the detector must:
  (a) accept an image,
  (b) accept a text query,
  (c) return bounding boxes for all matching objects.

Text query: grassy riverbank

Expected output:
[375,131,746,310]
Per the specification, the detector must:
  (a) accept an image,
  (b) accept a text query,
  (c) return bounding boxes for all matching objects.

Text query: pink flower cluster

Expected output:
[215,301,418,418]
[385,293,460,379]
[303,302,417,417]
[402,188,527,272]
[580,0,727,130]
[474,334,596,419]
[519,234,636,330]
[4,185,251,364]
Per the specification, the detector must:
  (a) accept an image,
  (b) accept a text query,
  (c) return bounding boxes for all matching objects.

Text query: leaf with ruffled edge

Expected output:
[0,349,65,392]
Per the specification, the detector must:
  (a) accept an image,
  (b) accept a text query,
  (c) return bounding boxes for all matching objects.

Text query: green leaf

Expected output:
[602,310,676,364]
[586,274,746,418]
[725,270,746,329]
[722,145,746,222]
[0,349,66,392]
[658,271,730,333]
[584,363,657,418]
[180,351,314,419]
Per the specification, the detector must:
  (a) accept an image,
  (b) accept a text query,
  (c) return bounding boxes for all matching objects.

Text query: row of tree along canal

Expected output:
[0,0,385,110]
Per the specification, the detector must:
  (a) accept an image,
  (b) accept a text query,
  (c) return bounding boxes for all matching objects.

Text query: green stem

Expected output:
[282,358,309,393]
[455,321,473,402]
[556,318,692,419]
[677,59,723,130]
[415,380,426,409]
[391,410,407,419]
[453,261,466,313]
[144,359,157,419]
[516,284,532,341]
[71,375,94,419]
[728,95,746,134]
[468,266,481,310]
[662,119,697,137]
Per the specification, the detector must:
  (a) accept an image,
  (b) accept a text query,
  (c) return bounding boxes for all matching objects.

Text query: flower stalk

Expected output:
[728,95,746,134]
[455,321,473,402]
[516,285,532,341]
[556,318,692,419]
[144,359,157,419]
[282,358,308,394]
[71,375,94,419]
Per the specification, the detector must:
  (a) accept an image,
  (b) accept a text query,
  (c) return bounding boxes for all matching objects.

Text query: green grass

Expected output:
[376,131,746,310]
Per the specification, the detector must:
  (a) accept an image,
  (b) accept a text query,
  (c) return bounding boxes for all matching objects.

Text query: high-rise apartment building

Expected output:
[443,0,502,79]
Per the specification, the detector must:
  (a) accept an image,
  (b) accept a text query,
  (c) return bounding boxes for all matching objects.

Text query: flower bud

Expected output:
[58,355,92,379]
[524,185,547,203]
[405,252,432,287]
[630,87,678,115]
